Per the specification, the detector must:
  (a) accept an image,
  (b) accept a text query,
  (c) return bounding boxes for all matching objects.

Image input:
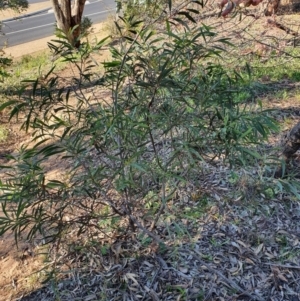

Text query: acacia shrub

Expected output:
[0,6,277,250]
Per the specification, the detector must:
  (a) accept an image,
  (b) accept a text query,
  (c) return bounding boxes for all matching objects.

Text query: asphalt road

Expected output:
[28,0,49,4]
[1,0,115,47]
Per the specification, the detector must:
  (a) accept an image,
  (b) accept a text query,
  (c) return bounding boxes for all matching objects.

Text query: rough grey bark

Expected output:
[275,122,300,177]
[50,0,86,47]
[282,122,300,161]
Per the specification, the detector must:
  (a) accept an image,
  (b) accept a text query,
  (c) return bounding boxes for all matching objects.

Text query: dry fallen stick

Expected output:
[267,19,299,37]
[263,263,300,270]
[191,249,265,301]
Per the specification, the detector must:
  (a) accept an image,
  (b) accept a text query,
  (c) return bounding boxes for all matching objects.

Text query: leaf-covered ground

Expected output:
[19,186,300,301]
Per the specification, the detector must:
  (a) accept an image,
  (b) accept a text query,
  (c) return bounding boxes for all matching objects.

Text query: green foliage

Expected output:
[117,0,169,20]
[0,1,278,255]
[0,53,12,82]
[80,16,93,37]
[0,0,28,11]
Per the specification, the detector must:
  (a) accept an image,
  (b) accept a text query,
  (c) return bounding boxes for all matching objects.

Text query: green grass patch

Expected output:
[222,48,300,96]
[241,49,300,82]
[0,125,8,142]
[0,50,66,96]
[11,51,51,80]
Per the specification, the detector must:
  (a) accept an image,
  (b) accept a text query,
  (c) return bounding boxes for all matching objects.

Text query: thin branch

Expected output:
[126,212,163,244]
[263,263,300,270]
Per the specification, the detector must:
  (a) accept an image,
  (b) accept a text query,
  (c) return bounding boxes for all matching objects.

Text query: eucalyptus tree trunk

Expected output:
[50,0,86,47]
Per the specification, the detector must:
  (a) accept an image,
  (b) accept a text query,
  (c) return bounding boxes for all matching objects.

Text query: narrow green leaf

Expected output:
[0,100,18,111]
[177,11,196,23]
[168,0,172,13]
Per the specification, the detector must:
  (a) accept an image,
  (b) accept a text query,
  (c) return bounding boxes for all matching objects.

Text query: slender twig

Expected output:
[150,182,180,231]
[267,19,299,37]
[125,212,163,244]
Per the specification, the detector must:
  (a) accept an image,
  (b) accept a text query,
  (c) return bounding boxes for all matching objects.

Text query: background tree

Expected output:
[0,0,28,11]
[50,0,86,47]
[0,0,28,79]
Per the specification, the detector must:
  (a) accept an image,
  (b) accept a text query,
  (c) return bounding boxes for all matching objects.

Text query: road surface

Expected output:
[1,0,115,47]
[28,0,50,4]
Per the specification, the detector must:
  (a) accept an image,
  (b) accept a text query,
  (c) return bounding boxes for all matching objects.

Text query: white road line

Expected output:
[5,9,114,35]
[86,8,114,17]
[5,22,54,35]
[3,11,51,23]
